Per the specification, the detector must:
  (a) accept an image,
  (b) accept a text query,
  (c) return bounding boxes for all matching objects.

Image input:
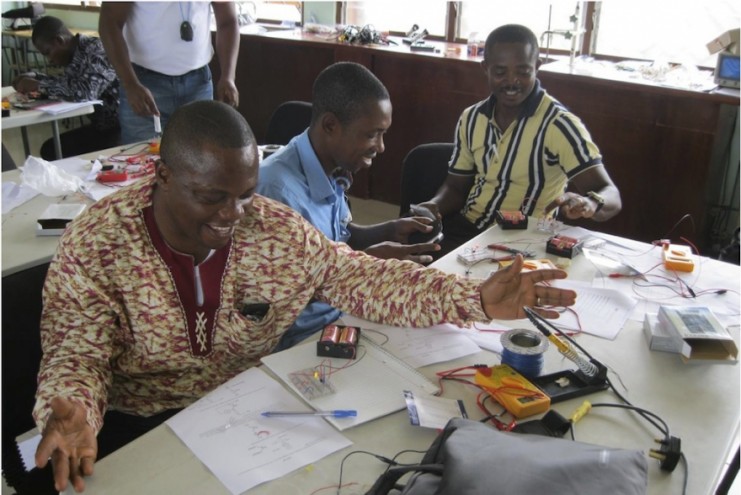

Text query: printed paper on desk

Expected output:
[551,280,637,340]
[35,100,101,115]
[261,335,440,431]
[166,367,351,495]
[2,181,39,214]
[358,322,482,368]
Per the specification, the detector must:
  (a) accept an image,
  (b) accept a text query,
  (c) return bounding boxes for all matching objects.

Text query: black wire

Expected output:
[661,213,695,241]
[605,377,668,435]
[680,452,689,495]
[524,307,596,360]
[336,450,398,495]
[589,402,669,437]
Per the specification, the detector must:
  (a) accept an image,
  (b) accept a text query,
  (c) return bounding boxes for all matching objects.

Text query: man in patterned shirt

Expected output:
[32,100,576,493]
[12,16,120,160]
[419,24,621,255]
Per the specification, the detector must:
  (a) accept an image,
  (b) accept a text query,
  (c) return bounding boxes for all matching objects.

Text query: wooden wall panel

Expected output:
[228,31,737,248]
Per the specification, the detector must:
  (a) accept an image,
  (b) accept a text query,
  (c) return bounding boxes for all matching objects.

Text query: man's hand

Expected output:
[414,202,441,220]
[480,255,576,320]
[545,192,599,220]
[36,397,98,493]
[365,241,440,265]
[13,76,40,94]
[124,82,159,117]
[215,79,239,108]
[390,217,434,243]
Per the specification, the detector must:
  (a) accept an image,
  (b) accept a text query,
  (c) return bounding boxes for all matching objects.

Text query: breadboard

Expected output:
[288,367,336,400]
[262,334,439,430]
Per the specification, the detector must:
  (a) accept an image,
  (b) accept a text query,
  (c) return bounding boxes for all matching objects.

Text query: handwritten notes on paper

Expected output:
[166,367,351,495]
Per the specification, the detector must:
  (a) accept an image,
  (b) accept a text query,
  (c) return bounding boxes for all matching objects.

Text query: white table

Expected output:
[2,86,95,160]
[60,221,739,495]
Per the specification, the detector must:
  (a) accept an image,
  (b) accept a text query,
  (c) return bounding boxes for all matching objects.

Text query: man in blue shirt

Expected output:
[258,62,439,350]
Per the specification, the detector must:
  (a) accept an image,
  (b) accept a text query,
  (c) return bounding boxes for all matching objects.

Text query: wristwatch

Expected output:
[586,191,605,212]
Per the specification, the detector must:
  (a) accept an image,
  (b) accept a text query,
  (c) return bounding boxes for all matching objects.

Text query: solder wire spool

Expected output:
[500,328,549,378]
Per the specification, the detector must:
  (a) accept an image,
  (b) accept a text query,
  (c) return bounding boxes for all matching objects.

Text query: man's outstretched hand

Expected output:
[480,255,576,320]
[36,397,97,493]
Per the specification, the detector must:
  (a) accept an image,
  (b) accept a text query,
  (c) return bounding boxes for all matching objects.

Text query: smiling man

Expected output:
[258,62,440,350]
[31,100,576,493]
[419,24,622,255]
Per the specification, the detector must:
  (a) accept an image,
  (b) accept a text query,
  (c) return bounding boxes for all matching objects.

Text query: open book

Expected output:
[261,334,440,430]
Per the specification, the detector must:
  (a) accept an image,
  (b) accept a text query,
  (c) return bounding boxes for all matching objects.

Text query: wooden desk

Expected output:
[66,223,740,495]
[1,87,95,159]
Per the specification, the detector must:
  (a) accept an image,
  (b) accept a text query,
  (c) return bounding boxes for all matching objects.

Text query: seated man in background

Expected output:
[258,62,440,350]
[12,15,120,160]
[33,100,576,494]
[420,24,621,256]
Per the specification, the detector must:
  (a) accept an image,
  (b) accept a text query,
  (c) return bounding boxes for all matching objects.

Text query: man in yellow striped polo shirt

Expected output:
[421,24,621,255]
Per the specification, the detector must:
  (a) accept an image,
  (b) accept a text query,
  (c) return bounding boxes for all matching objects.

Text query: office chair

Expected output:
[398,142,454,216]
[263,101,313,146]
[2,143,17,171]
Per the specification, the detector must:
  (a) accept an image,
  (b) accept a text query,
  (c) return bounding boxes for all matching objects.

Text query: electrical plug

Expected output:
[648,436,681,472]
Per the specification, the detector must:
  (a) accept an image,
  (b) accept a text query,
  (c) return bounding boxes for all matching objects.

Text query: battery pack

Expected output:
[474,364,550,418]
[317,324,360,359]
[496,210,528,230]
[546,235,583,258]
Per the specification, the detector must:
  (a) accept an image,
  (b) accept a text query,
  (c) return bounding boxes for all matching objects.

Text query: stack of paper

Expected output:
[36,100,101,115]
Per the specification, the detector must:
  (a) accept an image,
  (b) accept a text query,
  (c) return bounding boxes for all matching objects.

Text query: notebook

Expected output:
[261,333,440,430]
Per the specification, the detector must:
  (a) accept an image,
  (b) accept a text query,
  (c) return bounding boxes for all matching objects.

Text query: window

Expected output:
[459,2,581,53]
[344,0,449,38]
[594,1,740,68]
[237,1,302,25]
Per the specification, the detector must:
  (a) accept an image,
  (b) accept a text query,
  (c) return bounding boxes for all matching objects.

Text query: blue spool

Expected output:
[500,328,549,378]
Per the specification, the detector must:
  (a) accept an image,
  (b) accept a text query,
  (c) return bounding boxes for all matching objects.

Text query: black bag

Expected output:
[366,417,648,495]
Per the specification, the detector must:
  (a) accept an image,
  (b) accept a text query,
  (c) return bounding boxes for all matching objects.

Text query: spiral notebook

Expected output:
[260,334,440,431]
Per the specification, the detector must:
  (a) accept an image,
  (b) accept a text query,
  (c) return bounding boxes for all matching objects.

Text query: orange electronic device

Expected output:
[474,364,550,418]
[662,244,694,272]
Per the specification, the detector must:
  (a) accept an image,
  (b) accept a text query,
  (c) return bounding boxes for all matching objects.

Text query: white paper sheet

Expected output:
[340,316,481,367]
[550,280,638,340]
[36,100,101,115]
[166,367,351,495]
[2,181,39,213]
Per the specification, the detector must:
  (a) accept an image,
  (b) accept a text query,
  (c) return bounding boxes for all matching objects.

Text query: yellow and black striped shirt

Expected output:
[450,81,602,230]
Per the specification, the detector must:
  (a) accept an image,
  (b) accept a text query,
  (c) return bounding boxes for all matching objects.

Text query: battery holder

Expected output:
[496,210,528,230]
[317,324,360,359]
[546,234,583,258]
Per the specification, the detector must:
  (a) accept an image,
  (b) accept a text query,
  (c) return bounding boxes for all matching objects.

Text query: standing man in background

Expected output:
[99,1,239,144]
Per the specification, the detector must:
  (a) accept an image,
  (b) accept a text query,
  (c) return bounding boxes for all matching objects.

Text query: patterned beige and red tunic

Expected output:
[34,177,487,433]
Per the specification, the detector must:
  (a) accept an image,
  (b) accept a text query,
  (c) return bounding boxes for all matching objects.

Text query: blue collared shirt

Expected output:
[258,130,352,350]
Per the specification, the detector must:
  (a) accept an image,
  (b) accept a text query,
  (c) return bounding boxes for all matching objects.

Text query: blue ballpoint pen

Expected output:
[261,410,357,418]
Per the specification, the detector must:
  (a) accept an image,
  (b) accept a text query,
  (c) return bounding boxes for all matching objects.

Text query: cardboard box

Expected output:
[707,28,740,55]
[657,306,738,364]
[643,313,683,354]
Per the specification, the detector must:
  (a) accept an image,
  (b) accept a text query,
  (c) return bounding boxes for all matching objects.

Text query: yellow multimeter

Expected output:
[474,364,550,418]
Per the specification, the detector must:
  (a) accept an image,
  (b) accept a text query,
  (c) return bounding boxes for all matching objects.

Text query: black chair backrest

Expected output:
[264,101,313,146]
[399,143,454,216]
[2,143,18,171]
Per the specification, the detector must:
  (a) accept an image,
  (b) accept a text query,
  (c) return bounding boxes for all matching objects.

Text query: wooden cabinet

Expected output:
[223,29,738,249]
